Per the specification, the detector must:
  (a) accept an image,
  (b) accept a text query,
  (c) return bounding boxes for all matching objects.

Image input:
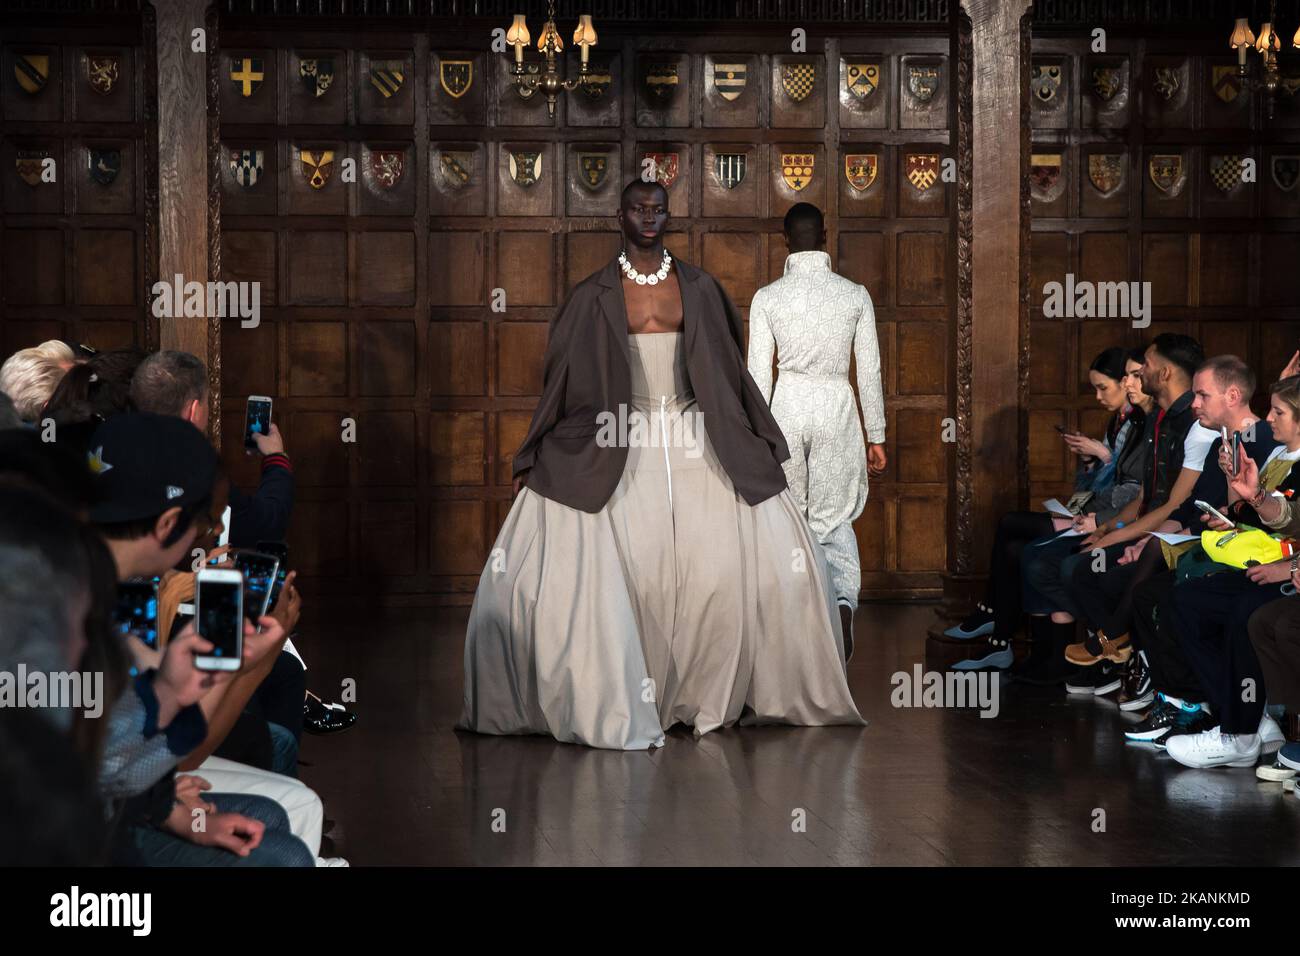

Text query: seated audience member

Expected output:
[83,413,314,865]
[132,349,355,736]
[1063,334,1214,667]
[0,391,22,431]
[1016,349,1153,685]
[0,339,76,422]
[946,347,1141,671]
[1162,377,1300,769]
[130,350,293,546]
[1122,356,1278,740]
[42,346,146,456]
[1249,587,1300,777]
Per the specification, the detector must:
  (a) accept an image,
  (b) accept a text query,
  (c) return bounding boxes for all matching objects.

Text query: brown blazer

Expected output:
[512,256,791,513]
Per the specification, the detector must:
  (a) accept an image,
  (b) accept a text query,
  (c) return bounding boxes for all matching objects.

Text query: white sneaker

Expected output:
[316,856,351,867]
[1166,726,1261,769]
[1255,761,1296,782]
[1259,713,1285,751]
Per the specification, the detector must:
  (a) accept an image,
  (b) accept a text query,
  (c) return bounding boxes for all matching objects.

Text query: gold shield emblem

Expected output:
[439,151,472,190]
[1148,154,1185,196]
[300,149,335,189]
[230,57,265,97]
[845,63,879,101]
[1092,66,1122,101]
[906,65,941,103]
[643,152,679,189]
[1209,154,1243,194]
[1212,65,1241,104]
[1030,153,1064,202]
[713,62,747,102]
[1087,153,1125,197]
[14,53,49,94]
[1153,66,1181,101]
[1031,64,1061,103]
[578,151,609,190]
[781,63,816,102]
[86,55,120,95]
[509,150,542,187]
[15,149,49,186]
[844,154,878,192]
[439,60,473,99]
[781,153,814,191]
[370,59,405,98]
[906,153,940,191]
[644,62,679,104]
[582,64,612,100]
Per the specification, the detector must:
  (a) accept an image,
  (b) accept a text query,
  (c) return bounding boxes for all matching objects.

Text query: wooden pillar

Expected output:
[930,0,1031,649]
[151,0,219,437]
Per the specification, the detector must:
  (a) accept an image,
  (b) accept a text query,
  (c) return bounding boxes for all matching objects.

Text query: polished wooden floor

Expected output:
[296,603,1300,866]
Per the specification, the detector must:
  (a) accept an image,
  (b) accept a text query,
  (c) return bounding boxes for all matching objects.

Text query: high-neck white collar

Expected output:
[784,250,831,275]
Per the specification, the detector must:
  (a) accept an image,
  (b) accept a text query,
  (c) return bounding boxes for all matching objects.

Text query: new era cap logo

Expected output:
[165,485,184,500]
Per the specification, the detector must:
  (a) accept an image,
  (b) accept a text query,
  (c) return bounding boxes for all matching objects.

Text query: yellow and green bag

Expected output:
[1199,527,1296,569]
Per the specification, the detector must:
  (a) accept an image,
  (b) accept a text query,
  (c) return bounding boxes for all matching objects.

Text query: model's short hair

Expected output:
[620,178,668,208]
[130,350,208,418]
[1198,354,1256,402]
[0,340,75,422]
[1148,333,1204,382]
[783,202,825,241]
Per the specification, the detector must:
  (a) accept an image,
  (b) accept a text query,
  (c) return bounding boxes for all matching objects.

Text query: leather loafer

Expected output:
[1064,629,1131,666]
[304,694,357,735]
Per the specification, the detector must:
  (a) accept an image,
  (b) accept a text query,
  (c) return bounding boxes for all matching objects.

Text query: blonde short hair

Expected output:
[0,340,76,422]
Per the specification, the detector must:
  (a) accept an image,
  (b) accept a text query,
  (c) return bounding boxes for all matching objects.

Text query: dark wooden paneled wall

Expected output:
[0,5,155,358]
[215,13,959,604]
[1029,24,1300,506]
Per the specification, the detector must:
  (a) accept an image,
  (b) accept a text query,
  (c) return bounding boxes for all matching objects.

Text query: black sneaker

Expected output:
[1124,694,1179,741]
[1065,667,1097,695]
[1118,653,1154,711]
[1153,704,1215,748]
[1094,659,1122,697]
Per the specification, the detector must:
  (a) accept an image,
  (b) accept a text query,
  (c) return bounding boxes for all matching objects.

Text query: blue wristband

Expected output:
[1115,521,1125,529]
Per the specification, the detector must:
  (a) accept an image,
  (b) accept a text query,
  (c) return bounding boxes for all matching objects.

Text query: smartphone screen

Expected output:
[196,577,243,668]
[113,580,158,649]
[257,541,289,607]
[233,551,279,621]
[245,397,272,451]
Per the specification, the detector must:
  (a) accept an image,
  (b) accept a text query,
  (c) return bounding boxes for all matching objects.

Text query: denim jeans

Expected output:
[268,721,299,778]
[127,793,313,866]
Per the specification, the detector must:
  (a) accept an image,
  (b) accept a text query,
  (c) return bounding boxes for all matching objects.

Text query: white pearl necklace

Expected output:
[619,250,673,286]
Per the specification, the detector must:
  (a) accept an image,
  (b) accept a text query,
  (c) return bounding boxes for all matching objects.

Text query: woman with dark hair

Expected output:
[946,346,1147,672]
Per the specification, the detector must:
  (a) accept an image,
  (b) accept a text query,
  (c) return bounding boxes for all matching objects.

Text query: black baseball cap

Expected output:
[86,412,219,523]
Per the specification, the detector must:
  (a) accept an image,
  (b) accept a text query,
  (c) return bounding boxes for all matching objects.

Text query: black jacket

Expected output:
[229,453,294,548]
[1139,389,1201,514]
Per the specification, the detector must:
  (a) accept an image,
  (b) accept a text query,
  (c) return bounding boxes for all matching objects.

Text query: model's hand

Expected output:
[512,470,530,497]
[867,444,887,478]
[1247,559,1293,585]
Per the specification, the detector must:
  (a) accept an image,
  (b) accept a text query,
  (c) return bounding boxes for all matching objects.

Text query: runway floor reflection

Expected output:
[298,603,1300,866]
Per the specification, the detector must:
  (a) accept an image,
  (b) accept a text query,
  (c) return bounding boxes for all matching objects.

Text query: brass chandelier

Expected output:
[1230,0,1300,119]
[505,1,598,117]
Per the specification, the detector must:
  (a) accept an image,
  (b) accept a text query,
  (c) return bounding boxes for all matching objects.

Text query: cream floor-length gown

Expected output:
[458,331,864,750]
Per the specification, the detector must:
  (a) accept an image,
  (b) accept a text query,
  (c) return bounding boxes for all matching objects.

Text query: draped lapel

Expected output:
[596,260,630,368]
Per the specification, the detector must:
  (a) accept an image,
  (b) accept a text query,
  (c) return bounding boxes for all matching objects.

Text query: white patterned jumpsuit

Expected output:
[746,250,886,608]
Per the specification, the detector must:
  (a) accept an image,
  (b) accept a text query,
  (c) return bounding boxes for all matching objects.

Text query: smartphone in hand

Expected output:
[244,395,273,452]
[194,568,244,671]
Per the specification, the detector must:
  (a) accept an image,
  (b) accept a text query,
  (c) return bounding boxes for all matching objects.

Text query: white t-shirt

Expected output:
[1182,422,1218,473]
